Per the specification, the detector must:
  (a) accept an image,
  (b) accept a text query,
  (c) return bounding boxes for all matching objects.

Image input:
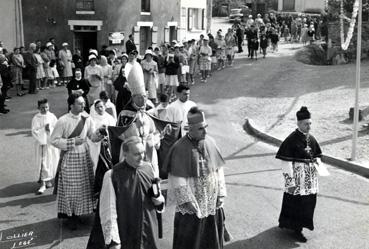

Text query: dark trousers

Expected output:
[0,92,5,110]
[28,70,37,93]
[237,38,243,53]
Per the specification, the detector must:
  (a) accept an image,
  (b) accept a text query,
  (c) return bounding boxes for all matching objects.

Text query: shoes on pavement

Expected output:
[5,96,12,99]
[37,185,46,195]
[46,181,53,188]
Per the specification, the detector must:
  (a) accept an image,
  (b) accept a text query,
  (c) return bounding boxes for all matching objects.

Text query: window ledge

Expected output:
[188,29,204,33]
[76,10,95,15]
[141,12,151,15]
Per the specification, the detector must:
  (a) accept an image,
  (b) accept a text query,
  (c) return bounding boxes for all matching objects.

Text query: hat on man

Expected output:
[46,42,53,47]
[296,106,311,121]
[127,63,146,95]
[62,42,69,47]
[188,107,208,128]
[121,53,128,59]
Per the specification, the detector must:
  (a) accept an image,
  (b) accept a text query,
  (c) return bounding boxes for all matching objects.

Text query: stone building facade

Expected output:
[1,0,208,60]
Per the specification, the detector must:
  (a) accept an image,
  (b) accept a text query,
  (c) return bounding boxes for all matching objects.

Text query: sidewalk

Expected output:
[235,45,369,167]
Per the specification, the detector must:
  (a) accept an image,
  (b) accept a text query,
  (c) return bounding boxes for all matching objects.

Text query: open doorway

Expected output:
[73,31,97,65]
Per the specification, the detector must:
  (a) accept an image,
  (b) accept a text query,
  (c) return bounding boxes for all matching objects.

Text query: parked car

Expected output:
[229,8,243,23]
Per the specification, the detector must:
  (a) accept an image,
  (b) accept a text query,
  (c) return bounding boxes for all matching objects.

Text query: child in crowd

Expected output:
[165,53,179,101]
[260,32,268,59]
[31,98,59,194]
[283,24,290,42]
[48,59,59,88]
[216,46,225,70]
[270,28,280,52]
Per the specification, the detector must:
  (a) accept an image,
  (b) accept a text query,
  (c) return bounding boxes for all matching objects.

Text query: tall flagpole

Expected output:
[351,0,362,160]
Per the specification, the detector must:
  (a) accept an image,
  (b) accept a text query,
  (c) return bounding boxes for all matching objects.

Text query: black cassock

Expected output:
[276,129,322,231]
[112,161,160,249]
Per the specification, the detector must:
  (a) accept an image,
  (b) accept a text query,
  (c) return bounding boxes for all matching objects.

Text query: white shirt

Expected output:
[166,99,197,132]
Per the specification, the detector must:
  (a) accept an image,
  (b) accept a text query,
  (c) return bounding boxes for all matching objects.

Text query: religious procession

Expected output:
[1,0,369,249]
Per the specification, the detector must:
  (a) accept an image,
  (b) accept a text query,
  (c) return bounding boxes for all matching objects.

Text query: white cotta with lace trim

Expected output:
[340,0,360,50]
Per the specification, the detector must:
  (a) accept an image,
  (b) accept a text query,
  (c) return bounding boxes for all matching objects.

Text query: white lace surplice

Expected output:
[280,159,319,196]
[168,167,226,219]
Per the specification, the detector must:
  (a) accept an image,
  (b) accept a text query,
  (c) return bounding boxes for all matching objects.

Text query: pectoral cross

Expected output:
[198,155,207,176]
[199,156,207,167]
[305,145,312,153]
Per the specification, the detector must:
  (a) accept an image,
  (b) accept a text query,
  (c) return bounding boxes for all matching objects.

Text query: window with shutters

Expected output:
[76,0,94,11]
[187,8,205,30]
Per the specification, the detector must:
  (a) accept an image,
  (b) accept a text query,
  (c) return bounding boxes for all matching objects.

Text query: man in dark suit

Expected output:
[125,34,137,55]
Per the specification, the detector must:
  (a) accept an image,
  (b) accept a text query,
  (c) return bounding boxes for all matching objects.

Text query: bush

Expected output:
[295,44,328,65]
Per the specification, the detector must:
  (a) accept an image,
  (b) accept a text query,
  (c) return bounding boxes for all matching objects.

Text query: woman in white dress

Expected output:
[100,56,113,101]
[141,50,158,103]
[84,55,103,105]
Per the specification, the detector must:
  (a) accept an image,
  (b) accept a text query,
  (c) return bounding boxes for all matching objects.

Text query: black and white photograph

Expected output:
[0,0,369,248]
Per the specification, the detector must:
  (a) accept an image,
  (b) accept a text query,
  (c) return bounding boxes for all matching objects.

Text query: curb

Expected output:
[243,118,369,179]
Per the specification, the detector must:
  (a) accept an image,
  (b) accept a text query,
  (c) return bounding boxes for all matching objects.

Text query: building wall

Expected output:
[106,0,180,52]
[295,0,325,12]
[180,0,207,41]
[278,0,325,12]
[22,0,107,50]
[21,0,205,54]
[0,0,23,48]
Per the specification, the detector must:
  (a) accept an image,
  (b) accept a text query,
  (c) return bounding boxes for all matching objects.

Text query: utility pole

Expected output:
[206,0,212,33]
[351,0,363,161]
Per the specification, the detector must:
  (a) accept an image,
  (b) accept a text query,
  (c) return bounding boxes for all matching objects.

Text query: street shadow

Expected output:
[227,182,369,206]
[224,227,300,249]
[339,118,353,124]
[0,218,92,249]
[0,194,56,208]
[265,96,299,133]
[227,182,282,192]
[224,152,276,161]
[318,193,369,206]
[0,219,22,224]
[5,130,32,137]
[224,142,259,160]
[320,129,369,146]
[225,168,280,177]
[0,182,39,198]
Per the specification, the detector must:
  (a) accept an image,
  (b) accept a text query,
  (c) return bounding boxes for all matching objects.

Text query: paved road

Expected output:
[1,19,369,249]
